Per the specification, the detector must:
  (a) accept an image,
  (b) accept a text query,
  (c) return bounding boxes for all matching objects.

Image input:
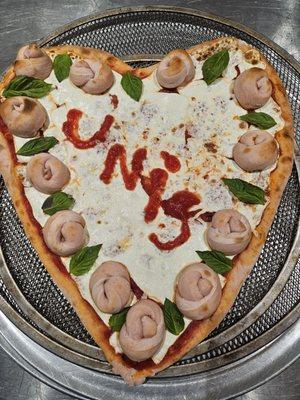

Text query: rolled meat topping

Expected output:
[233,67,272,110]
[26,153,70,194]
[89,261,133,314]
[43,210,88,256]
[156,49,195,89]
[0,96,48,138]
[206,209,252,255]
[175,262,221,320]
[14,44,52,79]
[233,130,278,172]
[119,299,165,362]
[69,59,114,95]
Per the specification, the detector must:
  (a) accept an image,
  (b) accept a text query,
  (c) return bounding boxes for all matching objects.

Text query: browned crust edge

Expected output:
[0,37,294,384]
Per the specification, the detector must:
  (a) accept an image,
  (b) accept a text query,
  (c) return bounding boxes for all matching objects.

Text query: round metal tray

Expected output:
[0,6,299,399]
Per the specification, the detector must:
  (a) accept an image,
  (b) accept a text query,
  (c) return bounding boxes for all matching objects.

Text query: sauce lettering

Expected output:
[149,190,200,251]
[62,109,114,149]
[160,151,181,173]
[141,168,168,223]
[100,140,199,250]
[100,144,147,190]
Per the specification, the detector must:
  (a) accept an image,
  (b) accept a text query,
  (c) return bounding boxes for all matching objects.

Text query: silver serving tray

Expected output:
[0,6,299,399]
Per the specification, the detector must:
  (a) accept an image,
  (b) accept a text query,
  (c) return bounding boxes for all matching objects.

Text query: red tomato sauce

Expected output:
[149,190,200,251]
[0,117,17,162]
[62,109,114,149]
[235,65,241,77]
[198,211,215,222]
[149,220,191,251]
[141,168,168,223]
[160,151,181,173]
[0,117,9,134]
[161,190,200,220]
[130,278,144,299]
[109,94,119,109]
[100,143,147,190]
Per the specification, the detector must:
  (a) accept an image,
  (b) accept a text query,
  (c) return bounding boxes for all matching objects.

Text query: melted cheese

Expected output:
[15,49,284,363]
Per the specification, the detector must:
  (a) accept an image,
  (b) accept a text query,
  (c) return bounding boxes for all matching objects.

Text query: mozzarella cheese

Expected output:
[14,49,284,363]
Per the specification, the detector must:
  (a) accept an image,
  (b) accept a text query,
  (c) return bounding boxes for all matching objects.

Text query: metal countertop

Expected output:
[0,0,299,399]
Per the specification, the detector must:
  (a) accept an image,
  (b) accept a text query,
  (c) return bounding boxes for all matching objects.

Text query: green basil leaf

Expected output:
[42,192,75,216]
[109,307,130,332]
[3,75,52,98]
[202,50,230,85]
[196,250,232,274]
[239,112,276,130]
[222,178,266,205]
[53,54,72,82]
[163,298,184,335]
[121,72,143,101]
[69,244,102,276]
[17,136,58,156]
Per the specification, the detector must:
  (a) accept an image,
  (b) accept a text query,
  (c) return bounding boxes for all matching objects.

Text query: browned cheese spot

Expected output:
[245,50,253,60]
[204,142,217,153]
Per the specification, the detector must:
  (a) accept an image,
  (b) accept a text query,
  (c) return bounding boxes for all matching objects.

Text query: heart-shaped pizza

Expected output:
[0,37,294,384]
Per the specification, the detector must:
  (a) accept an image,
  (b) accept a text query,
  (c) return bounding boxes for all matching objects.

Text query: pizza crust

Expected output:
[0,37,294,384]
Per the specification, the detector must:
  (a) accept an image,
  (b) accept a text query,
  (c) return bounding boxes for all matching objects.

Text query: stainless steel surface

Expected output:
[0,1,299,399]
[0,346,299,400]
[0,306,299,400]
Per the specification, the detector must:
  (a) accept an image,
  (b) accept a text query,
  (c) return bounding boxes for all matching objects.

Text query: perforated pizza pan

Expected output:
[0,6,299,399]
